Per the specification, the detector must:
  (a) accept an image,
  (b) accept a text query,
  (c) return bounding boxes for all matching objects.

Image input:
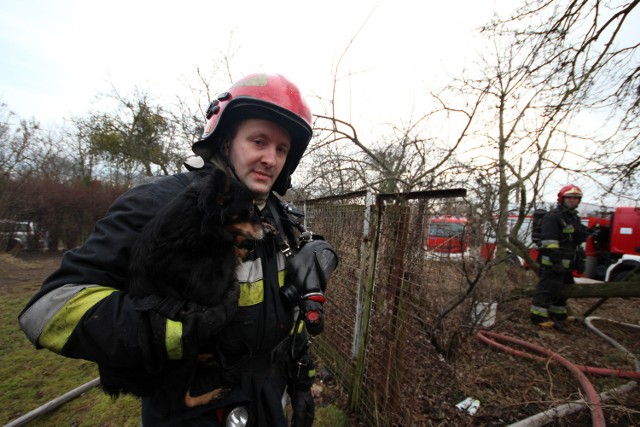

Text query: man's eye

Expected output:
[277,146,289,155]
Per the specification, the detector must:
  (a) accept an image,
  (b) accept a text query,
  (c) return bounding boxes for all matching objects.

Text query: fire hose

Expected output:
[477,317,640,427]
[4,377,101,427]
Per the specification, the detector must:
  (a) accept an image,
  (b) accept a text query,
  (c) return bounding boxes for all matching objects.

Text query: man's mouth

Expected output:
[253,170,271,180]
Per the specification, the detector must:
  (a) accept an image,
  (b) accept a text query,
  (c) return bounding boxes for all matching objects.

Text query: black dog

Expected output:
[127,167,263,305]
[100,168,264,411]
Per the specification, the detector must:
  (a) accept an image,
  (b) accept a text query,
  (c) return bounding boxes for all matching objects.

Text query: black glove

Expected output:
[290,389,315,427]
[286,239,339,296]
[140,282,240,361]
[543,249,564,272]
[179,282,240,352]
[284,239,338,335]
[288,353,316,427]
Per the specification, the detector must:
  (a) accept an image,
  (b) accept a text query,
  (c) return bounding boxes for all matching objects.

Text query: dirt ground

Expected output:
[4,253,639,426]
[459,293,640,426]
[0,252,62,289]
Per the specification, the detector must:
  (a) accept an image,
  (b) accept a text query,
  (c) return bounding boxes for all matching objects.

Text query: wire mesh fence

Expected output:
[299,188,476,426]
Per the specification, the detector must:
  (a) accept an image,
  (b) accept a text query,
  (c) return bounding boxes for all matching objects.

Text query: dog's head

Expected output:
[198,169,265,262]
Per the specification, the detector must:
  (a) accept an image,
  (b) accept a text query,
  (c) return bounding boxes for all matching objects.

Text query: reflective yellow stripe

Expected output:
[39,287,117,352]
[530,306,548,316]
[165,319,183,360]
[239,281,265,306]
[289,320,305,335]
[545,243,560,249]
[238,267,287,307]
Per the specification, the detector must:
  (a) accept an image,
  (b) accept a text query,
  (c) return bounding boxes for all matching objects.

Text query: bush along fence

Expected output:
[298,188,473,426]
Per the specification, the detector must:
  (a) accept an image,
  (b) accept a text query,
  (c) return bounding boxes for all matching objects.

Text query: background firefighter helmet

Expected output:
[557,184,583,204]
[193,73,313,195]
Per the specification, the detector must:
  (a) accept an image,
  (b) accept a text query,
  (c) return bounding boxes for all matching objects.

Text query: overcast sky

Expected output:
[0,0,507,126]
[2,0,638,206]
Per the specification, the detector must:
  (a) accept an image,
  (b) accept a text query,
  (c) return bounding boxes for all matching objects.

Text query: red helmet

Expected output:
[192,73,313,195]
[557,184,583,203]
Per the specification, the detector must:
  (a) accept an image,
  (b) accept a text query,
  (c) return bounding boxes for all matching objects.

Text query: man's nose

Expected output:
[261,147,277,166]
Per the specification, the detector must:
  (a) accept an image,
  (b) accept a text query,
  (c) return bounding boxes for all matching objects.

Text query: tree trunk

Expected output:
[511,280,640,299]
[558,281,640,299]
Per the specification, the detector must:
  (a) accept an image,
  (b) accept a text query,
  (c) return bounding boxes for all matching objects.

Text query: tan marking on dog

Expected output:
[184,388,226,407]
[228,222,264,240]
[228,222,266,263]
[196,353,214,362]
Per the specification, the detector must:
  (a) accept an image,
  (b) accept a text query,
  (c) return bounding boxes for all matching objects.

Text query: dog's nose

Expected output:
[236,239,257,252]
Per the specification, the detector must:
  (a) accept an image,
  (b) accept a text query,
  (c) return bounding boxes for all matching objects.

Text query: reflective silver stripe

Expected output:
[235,257,263,284]
[234,252,287,283]
[236,252,287,307]
[18,284,103,346]
[549,305,567,314]
[276,251,286,271]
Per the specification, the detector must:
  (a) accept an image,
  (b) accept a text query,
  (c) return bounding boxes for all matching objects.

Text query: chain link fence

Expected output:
[299,188,484,426]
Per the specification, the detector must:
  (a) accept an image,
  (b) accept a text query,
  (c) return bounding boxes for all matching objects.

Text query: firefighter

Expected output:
[530,184,589,329]
[19,73,338,426]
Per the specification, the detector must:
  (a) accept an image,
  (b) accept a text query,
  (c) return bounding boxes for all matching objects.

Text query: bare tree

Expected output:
[434,0,640,271]
[501,0,640,200]
[171,40,240,157]
[0,103,55,219]
[73,87,186,186]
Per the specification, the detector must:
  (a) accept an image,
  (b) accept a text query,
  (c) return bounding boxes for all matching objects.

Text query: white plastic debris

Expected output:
[471,301,498,327]
[455,397,480,415]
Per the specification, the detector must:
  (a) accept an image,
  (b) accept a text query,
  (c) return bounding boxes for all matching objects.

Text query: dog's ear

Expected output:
[214,170,232,206]
[197,169,234,236]
[197,169,230,213]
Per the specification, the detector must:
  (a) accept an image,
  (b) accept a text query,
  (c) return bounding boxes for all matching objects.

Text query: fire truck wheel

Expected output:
[610,271,630,282]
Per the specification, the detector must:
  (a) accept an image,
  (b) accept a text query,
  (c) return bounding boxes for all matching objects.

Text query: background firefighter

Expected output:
[530,184,590,329]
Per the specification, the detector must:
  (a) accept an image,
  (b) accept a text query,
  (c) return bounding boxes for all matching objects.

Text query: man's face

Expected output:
[225,118,291,197]
[563,196,581,209]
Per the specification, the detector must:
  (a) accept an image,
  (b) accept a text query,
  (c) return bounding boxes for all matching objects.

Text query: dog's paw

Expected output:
[184,387,228,407]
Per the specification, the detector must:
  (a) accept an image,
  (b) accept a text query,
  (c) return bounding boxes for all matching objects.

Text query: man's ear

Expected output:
[222,139,231,157]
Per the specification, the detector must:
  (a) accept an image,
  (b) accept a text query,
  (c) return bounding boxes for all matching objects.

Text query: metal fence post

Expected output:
[349,190,380,411]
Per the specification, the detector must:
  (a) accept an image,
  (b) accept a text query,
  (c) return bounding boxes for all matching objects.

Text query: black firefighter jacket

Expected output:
[539,204,589,271]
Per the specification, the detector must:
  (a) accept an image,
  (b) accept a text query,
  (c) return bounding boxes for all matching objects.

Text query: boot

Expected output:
[531,314,558,329]
[549,312,576,322]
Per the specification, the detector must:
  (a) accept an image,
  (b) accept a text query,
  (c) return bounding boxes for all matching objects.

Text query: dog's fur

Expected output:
[100,168,264,411]
[128,168,263,304]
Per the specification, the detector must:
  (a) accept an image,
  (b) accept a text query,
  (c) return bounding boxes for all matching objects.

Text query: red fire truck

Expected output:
[480,215,538,266]
[424,216,469,260]
[583,206,640,281]
[424,207,640,281]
